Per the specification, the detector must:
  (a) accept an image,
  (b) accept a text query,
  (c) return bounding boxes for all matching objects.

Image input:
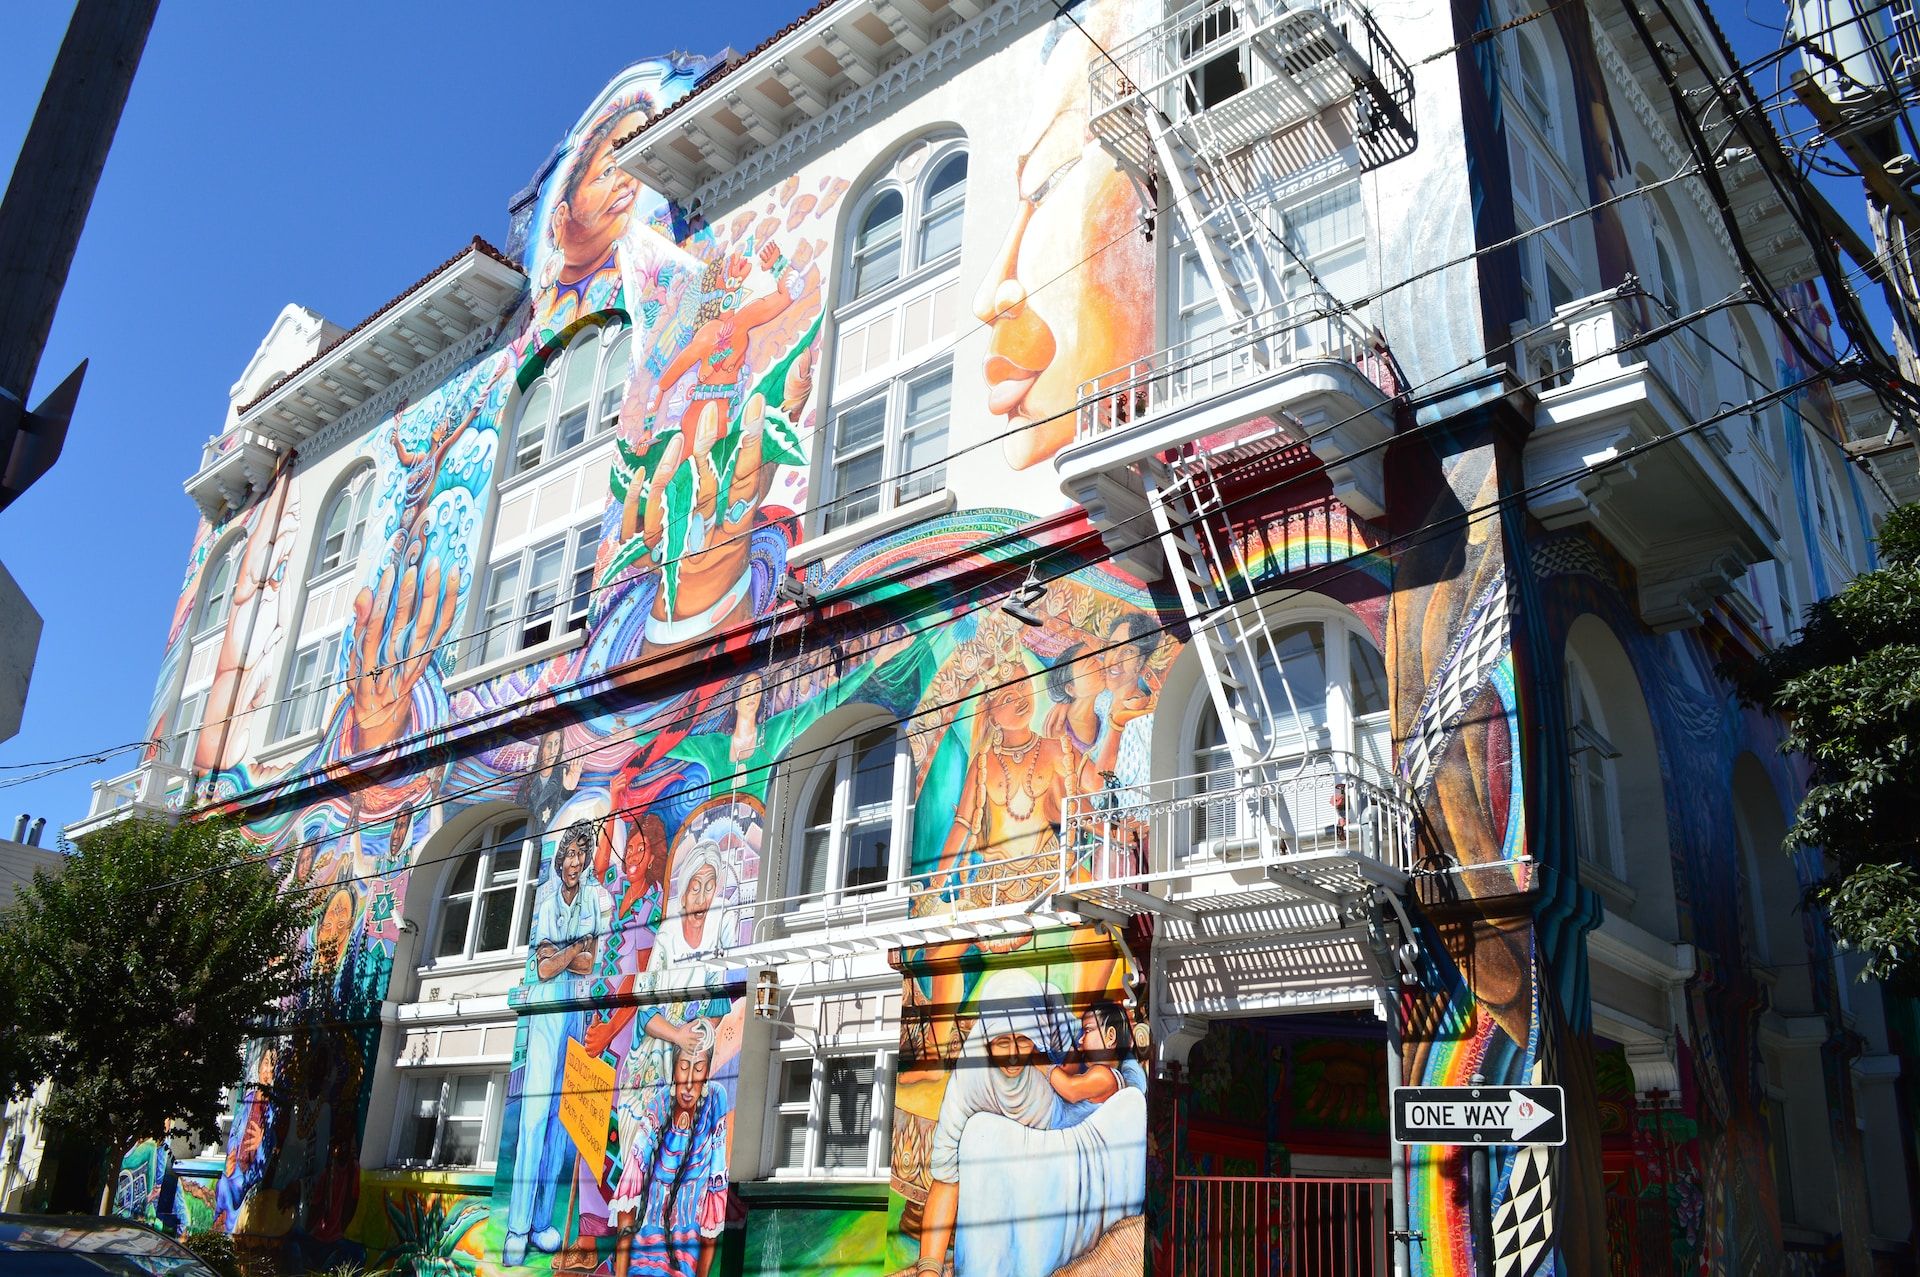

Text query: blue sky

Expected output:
[0,1,802,837]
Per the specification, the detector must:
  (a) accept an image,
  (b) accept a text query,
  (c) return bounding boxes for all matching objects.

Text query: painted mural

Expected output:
[892,933,1148,1277]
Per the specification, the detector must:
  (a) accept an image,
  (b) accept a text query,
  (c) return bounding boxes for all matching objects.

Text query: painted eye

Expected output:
[1025,153,1083,208]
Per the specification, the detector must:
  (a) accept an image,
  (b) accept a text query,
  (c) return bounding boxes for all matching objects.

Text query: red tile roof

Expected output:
[611,0,845,153]
[235,236,524,418]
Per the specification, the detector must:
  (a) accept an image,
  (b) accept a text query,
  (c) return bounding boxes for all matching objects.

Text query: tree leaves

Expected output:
[0,817,314,1160]
[1743,502,1920,986]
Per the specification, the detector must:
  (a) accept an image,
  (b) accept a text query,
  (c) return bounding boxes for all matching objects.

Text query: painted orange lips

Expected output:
[983,297,1057,419]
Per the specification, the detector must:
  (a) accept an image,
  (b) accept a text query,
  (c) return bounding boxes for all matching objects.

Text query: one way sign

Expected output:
[1391,1084,1566,1146]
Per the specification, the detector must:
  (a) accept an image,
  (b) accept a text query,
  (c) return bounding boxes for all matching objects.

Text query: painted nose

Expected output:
[976,275,1027,325]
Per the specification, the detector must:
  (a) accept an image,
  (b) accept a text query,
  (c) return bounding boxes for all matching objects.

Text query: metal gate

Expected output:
[1170,1174,1391,1276]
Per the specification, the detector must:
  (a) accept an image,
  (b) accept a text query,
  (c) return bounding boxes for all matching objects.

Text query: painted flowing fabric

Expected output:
[615,1087,730,1277]
[954,1087,1146,1276]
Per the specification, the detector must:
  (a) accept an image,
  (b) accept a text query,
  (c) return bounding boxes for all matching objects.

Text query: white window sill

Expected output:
[395,994,515,1023]
[254,727,324,769]
[795,489,956,569]
[443,627,586,695]
[763,1170,892,1184]
[414,952,528,983]
[1580,858,1639,917]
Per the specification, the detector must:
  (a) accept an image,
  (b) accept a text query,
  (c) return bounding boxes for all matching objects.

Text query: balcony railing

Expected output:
[1089,0,1406,165]
[185,428,282,521]
[740,752,1416,961]
[1542,289,1705,420]
[1063,751,1416,879]
[68,760,194,841]
[1075,295,1391,445]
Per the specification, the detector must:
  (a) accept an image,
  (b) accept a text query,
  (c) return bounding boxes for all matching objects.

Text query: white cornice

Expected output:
[662,0,1049,211]
[290,320,507,474]
[1586,10,1736,261]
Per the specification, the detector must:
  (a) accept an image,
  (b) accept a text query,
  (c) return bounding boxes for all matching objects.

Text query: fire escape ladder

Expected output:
[1144,449,1302,856]
[1150,123,1264,322]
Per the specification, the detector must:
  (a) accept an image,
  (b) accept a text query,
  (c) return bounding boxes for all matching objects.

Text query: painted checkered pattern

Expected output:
[1401,574,1511,795]
[1492,1145,1555,1277]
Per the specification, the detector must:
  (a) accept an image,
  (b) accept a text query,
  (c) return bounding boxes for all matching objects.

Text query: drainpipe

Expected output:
[1369,897,1412,1277]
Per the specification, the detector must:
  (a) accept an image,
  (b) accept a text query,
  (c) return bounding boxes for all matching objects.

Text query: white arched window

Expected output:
[511,319,631,476]
[196,540,242,637]
[787,724,913,908]
[1186,612,1391,845]
[1564,652,1623,878]
[277,465,377,741]
[432,813,540,962]
[819,138,966,538]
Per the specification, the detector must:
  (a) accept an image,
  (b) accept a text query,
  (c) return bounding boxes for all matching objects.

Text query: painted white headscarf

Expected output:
[655,838,734,968]
[930,967,1073,1182]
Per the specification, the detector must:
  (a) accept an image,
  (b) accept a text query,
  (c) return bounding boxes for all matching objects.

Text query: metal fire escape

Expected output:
[1053,0,1423,1035]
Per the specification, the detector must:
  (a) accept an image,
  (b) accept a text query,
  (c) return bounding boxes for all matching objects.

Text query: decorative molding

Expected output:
[1623,1036,1683,1097]
[684,0,1049,211]
[1585,12,1736,261]
[291,319,510,473]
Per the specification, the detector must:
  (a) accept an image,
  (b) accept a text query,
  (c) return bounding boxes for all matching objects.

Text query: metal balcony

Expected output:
[1057,295,1398,577]
[183,428,282,522]
[1525,288,1776,629]
[64,760,194,843]
[1088,0,1414,175]
[734,753,1415,974]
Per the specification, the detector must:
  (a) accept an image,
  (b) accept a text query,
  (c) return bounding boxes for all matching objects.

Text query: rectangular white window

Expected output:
[395,1071,505,1169]
[278,634,342,740]
[820,366,950,534]
[766,1051,894,1178]
[471,521,598,668]
[168,688,209,768]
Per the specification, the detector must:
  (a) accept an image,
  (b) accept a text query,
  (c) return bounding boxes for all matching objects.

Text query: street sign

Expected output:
[1391,1084,1566,1146]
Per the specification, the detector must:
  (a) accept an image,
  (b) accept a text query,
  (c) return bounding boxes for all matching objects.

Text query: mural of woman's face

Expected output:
[672,1047,712,1117]
[987,1032,1037,1077]
[555,117,642,276]
[989,681,1034,731]
[682,863,719,925]
[975,13,1151,470]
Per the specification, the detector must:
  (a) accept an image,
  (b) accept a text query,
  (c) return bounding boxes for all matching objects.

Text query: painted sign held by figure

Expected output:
[1391,1085,1566,1146]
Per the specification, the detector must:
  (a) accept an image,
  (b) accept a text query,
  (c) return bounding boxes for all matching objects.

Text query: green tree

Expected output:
[0,815,312,1211]
[1740,501,1920,987]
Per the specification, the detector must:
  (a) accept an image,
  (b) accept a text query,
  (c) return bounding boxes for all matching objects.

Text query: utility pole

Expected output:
[0,0,161,512]
[1791,0,1920,490]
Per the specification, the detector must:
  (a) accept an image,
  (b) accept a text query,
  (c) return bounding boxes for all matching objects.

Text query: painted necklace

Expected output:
[992,732,1045,821]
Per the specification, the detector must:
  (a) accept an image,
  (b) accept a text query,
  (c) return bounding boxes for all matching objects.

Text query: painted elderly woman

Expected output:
[909,968,1146,1277]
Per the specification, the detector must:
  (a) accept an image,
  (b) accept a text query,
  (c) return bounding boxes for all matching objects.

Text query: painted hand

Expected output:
[344,545,461,753]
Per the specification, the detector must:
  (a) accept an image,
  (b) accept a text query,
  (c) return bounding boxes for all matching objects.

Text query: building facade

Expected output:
[73,0,1916,1273]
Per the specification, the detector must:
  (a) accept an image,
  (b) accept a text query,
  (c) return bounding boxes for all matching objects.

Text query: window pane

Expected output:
[318,492,351,572]
[567,526,598,628]
[779,1058,814,1106]
[598,331,631,435]
[774,1113,810,1170]
[897,372,950,503]
[1348,634,1389,720]
[515,382,552,475]
[447,1075,491,1118]
[799,826,832,899]
[282,646,320,738]
[439,1116,483,1168]
[917,154,966,264]
[1258,624,1329,744]
[852,191,904,297]
[436,897,473,959]
[199,551,237,632]
[168,690,207,767]
[521,542,566,649]
[828,449,885,531]
[821,1059,875,1170]
[478,560,522,667]
[476,882,517,953]
[835,398,887,452]
[402,1084,440,1162]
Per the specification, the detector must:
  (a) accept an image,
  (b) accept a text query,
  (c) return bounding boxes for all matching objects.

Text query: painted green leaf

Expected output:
[760,406,807,468]
[660,459,695,611]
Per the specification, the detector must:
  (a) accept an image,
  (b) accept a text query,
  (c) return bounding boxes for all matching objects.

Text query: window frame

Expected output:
[276,632,344,742]
[391,1068,508,1171]
[427,814,541,967]
[195,540,243,638]
[1181,608,1391,856]
[839,139,967,307]
[784,723,915,911]
[508,318,632,480]
[470,519,600,669]
[313,466,377,578]
[818,361,953,535]
[1564,654,1626,879]
[764,1048,896,1180]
